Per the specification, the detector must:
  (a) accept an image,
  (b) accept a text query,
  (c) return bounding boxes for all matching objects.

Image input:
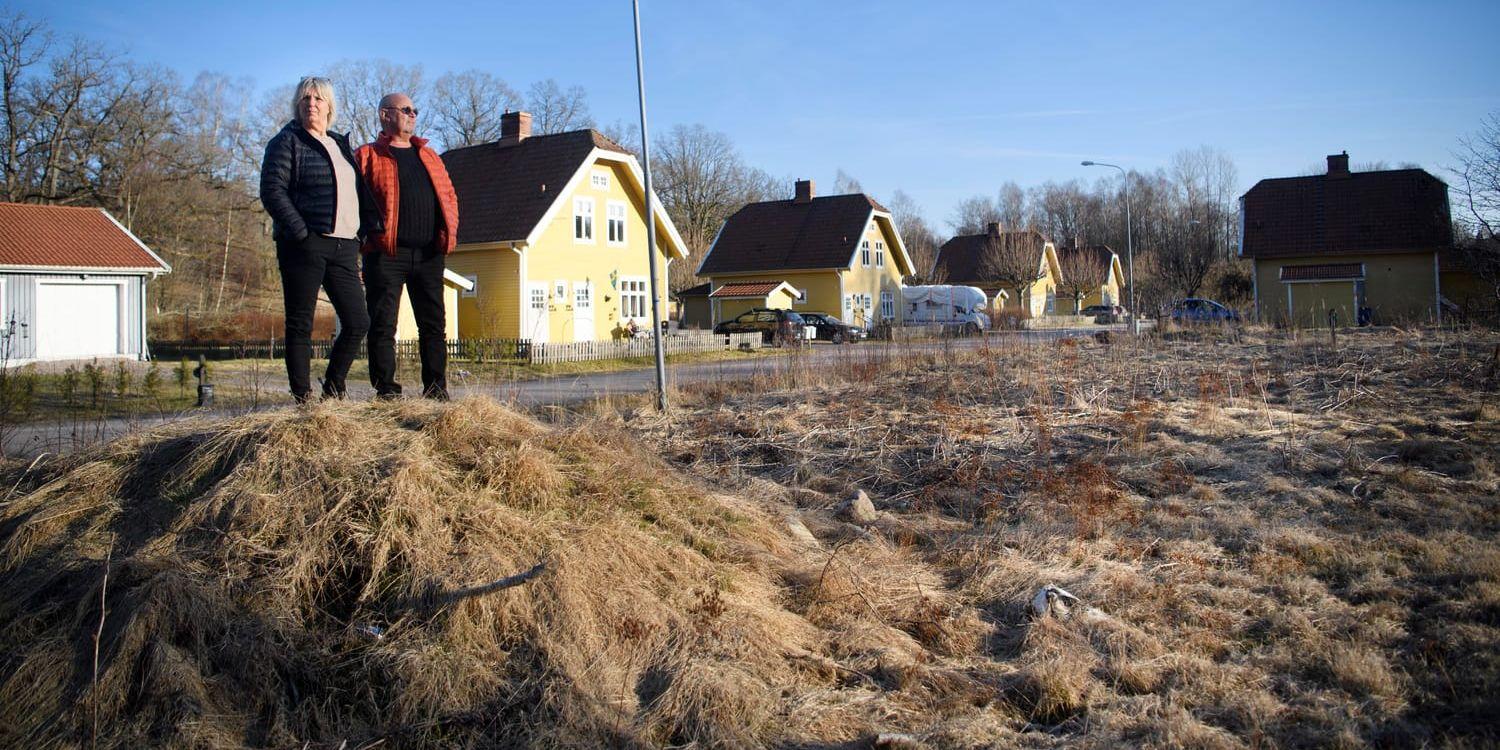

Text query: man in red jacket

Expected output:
[355,92,460,399]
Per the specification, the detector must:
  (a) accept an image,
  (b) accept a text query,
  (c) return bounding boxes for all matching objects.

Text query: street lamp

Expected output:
[1082,160,1137,334]
[633,0,668,411]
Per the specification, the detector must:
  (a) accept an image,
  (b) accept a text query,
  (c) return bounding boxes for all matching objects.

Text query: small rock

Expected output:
[1093,330,1113,345]
[783,514,820,547]
[838,489,879,524]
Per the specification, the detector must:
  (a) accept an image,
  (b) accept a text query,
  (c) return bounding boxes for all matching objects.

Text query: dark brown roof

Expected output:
[698,193,888,275]
[1056,243,1116,267]
[442,130,632,244]
[934,229,1049,283]
[1240,168,1451,259]
[0,203,169,271]
[1279,263,1365,281]
[675,282,711,298]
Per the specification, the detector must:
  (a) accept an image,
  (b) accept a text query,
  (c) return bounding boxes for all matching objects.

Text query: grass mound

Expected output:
[0,398,990,748]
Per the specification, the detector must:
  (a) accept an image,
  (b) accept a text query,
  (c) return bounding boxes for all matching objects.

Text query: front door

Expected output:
[525,282,549,343]
[572,283,594,341]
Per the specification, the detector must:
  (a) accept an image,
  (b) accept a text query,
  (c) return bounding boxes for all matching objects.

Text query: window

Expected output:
[880,291,894,320]
[620,279,647,319]
[554,281,567,302]
[863,294,873,317]
[875,241,885,267]
[607,201,627,245]
[530,287,547,310]
[573,197,594,242]
[860,240,871,267]
[575,283,591,308]
[461,274,478,298]
[591,170,610,190]
[843,295,853,317]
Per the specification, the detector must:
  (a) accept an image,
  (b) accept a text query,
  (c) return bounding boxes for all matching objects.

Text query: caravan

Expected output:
[901,285,991,333]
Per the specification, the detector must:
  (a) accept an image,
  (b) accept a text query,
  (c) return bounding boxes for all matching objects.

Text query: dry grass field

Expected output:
[1,326,1496,748]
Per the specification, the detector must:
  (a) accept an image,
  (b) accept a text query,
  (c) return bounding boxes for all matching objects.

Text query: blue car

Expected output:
[1167,298,1240,323]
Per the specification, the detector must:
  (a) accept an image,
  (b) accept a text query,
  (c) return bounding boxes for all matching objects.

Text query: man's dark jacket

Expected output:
[259,121,382,243]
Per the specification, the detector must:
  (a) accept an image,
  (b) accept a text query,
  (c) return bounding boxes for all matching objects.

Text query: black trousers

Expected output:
[277,236,369,400]
[363,244,448,398]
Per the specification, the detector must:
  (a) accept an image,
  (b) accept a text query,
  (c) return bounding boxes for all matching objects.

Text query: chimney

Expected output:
[794,179,815,204]
[1327,151,1350,178]
[986,222,1003,237]
[500,111,532,146]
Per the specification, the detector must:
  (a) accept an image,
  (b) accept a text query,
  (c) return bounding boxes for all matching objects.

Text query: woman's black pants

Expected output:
[277,236,369,401]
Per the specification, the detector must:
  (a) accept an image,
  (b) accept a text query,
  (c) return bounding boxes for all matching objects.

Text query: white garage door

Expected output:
[37,282,122,359]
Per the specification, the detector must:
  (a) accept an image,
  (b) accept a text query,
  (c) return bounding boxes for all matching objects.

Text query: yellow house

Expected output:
[933,224,1062,317]
[708,281,801,322]
[441,112,688,342]
[696,180,913,328]
[1055,243,1125,313]
[1241,153,1453,327]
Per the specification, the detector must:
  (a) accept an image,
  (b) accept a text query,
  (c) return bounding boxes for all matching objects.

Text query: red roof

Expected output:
[1279,263,1364,281]
[709,281,793,299]
[0,203,169,271]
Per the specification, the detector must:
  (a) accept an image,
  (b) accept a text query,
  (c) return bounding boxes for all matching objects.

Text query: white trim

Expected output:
[874,240,885,268]
[97,208,172,273]
[0,263,160,275]
[521,147,689,260]
[860,239,871,268]
[871,211,915,277]
[444,268,476,292]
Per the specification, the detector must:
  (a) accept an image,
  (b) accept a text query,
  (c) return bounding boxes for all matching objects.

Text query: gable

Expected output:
[698,193,889,275]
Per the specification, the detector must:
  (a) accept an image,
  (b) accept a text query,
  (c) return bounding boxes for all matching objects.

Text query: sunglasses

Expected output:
[381,105,419,117]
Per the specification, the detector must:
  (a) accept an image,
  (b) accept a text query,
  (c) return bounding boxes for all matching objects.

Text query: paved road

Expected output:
[2,327,1123,459]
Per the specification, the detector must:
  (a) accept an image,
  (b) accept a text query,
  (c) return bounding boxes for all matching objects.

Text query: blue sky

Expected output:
[15,0,1500,229]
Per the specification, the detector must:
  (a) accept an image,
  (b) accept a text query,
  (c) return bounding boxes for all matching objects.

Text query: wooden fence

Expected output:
[153,332,760,366]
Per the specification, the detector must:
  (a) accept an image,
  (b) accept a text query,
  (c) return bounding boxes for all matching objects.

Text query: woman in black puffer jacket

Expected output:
[259,76,381,402]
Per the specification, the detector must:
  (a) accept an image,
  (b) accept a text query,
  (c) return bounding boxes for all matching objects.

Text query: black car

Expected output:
[796,312,865,343]
[1080,304,1126,324]
[1166,298,1240,324]
[713,308,807,346]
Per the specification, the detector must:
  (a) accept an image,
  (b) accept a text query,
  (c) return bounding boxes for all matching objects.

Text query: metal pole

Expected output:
[632,0,668,411]
[1082,160,1136,334]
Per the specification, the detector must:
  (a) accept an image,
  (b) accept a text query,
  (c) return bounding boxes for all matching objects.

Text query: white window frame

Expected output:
[881,290,894,319]
[860,240,871,267]
[875,241,885,268]
[573,197,595,243]
[461,273,478,298]
[620,277,648,321]
[574,282,592,309]
[590,170,610,191]
[529,286,547,311]
[606,200,628,246]
[843,294,853,317]
[554,280,567,303]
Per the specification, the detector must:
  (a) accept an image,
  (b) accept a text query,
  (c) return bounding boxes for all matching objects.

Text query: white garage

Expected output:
[0,203,170,365]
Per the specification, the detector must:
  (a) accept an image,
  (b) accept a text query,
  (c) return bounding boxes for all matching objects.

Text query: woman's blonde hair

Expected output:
[290,76,337,127]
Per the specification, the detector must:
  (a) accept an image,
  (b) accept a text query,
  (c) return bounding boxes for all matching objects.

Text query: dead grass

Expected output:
[4,327,1498,748]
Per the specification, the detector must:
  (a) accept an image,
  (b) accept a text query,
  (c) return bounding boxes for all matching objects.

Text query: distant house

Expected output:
[1055,243,1125,313]
[696,180,914,328]
[0,203,170,364]
[933,224,1061,317]
[1240,152,1455,326]
[441,112,689,342]
[674,282,713,330]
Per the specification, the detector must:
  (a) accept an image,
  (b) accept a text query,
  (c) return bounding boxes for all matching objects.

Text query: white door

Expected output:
[572,283,594,341]
[37,282,122,359]
[525,282,549,343]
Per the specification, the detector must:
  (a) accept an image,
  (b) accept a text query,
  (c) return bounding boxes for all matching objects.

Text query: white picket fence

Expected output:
[526,331,762,365]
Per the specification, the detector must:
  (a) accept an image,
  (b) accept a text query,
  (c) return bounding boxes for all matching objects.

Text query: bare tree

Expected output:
[0,9,49,202]
[429,69,520,150]
[1055,245,1108,314]
[1452,112,1500,308]
[996,181,1027,229]
[887,189,938,282]
[652,123,777,290]
[979,230,1047,313]
[833,168,862,194]
[948,195,1000,235]
[525,79,591,135]
[323,59,424,145]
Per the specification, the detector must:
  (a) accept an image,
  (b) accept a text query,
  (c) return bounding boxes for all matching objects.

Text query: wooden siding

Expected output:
[0,271,151,363]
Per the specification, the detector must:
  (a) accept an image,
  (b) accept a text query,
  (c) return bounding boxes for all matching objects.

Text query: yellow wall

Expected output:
[395,284,461,340]
[449,246,521,338]
[709,271,841,323]
[449,158,677,342]
[714,289,798,323]
[839,218,907,326]
[1079,256,1124,310]
[1441,267,1494,319]
[1254,253,1438,326]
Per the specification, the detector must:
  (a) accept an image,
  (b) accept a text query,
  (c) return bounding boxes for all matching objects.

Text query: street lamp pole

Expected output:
[1082,160,1137,334]
[632,0,668,411]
